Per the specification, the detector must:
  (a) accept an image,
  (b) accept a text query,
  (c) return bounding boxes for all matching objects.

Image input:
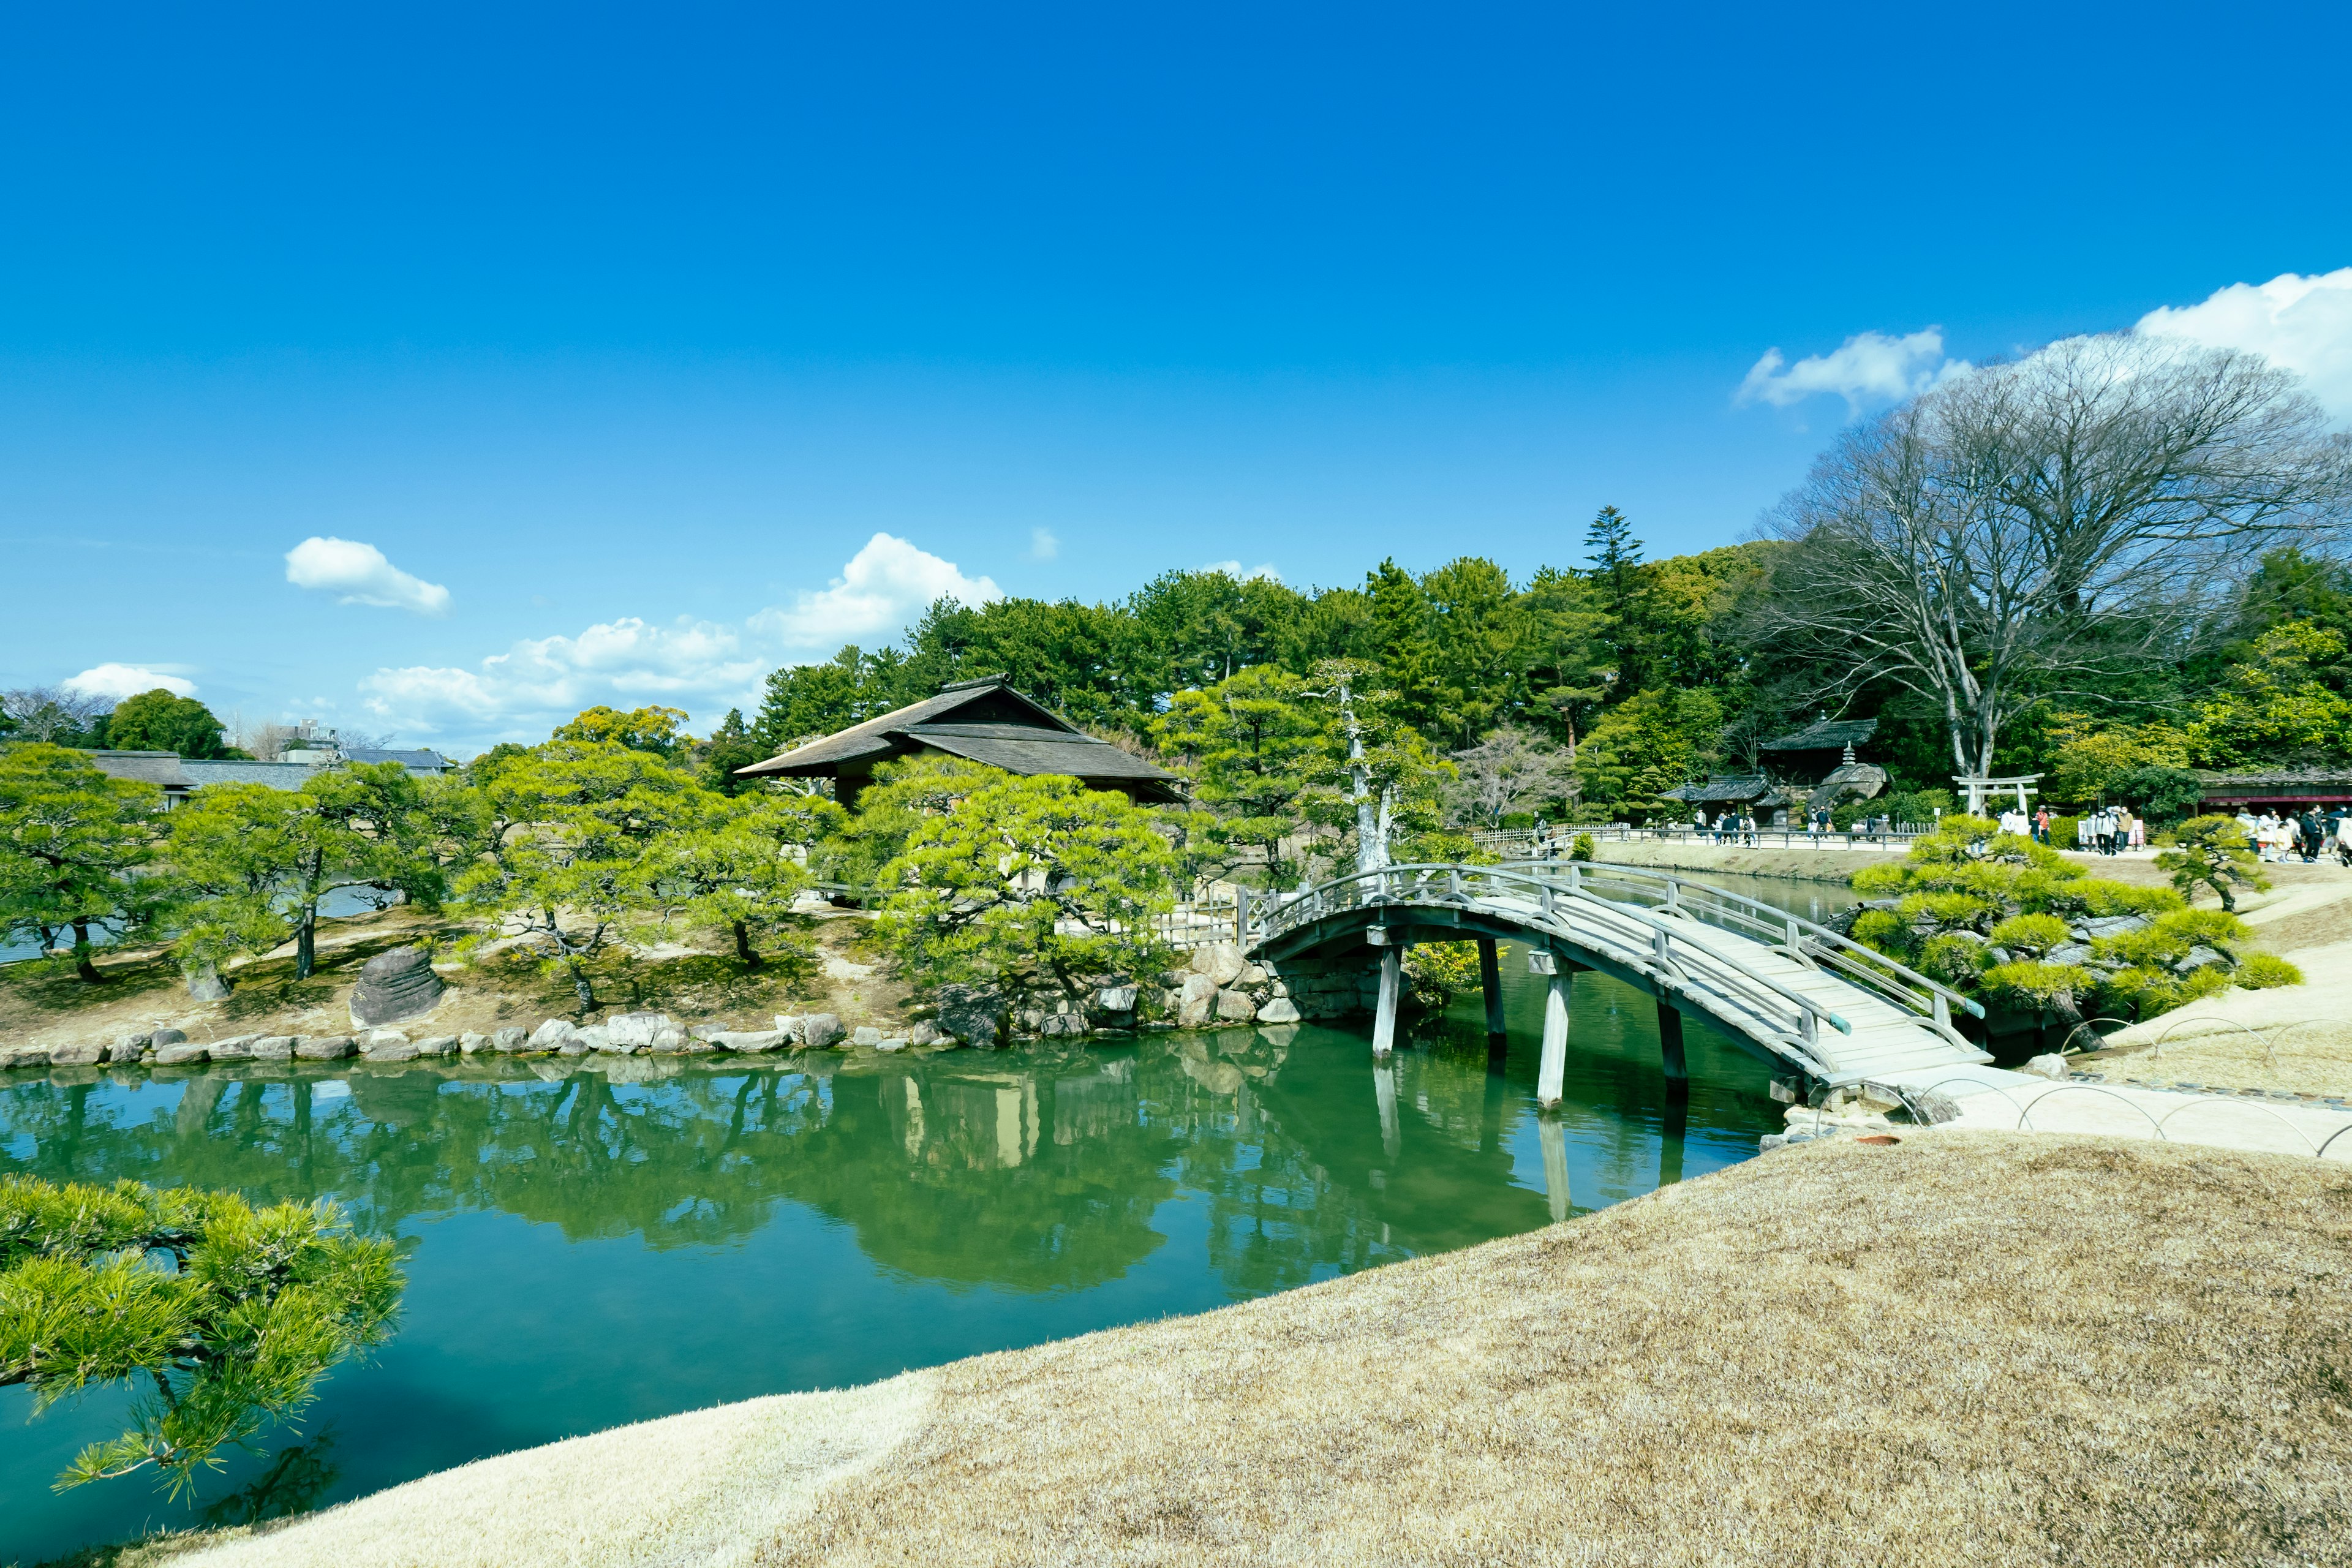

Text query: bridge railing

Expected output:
[1248,859,1982,1050]
[1248,862,1868,1071]
[1510,861,1985,1041]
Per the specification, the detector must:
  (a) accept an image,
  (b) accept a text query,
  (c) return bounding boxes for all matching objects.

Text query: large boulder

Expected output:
[349,948,446,1027]
[296,1035,356,1060]
[709,1029,789,1052]
[801,1013,846,1050]
[1256,997,1302,1024]
[1214,989,1258,1023]
[604,1011,671,1050]
[150,1027,188,1050]
[526,1019,577,1054]
[931,986,1005,1049]
[4,1045,57,1069]
[208,1036,257,1061]
[491,1025,531,1053]
[1177,973,1220,1028]
[1190,942,1246,987]
[1040,1011,1089,1038]
[414,1036,460,1057]
[184,963,231,1001]
[249,1036,296,1061]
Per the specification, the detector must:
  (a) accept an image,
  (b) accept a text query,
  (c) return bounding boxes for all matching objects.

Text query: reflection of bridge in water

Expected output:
[1240,861,1992,1101]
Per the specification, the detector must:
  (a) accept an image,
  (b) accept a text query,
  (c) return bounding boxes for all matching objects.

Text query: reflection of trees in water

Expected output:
[0,1030,1555,1299]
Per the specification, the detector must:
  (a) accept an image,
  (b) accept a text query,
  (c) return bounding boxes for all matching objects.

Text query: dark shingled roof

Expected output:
[737,677,1184,801]
[1760,717,1879,752]
[1660,775,1773,804]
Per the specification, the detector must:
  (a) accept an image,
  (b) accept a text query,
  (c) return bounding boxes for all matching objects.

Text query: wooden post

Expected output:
[1371,947,1402,1058]
[1656,998,1687,1084]
[1478,938,1505,1039]
[1537,970,1572,1109]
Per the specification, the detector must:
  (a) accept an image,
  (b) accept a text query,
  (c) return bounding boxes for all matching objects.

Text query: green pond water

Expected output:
[0,908,1838,1562]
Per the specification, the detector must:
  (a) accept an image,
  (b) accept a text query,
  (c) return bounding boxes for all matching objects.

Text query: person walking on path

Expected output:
[2034,805,2051,844]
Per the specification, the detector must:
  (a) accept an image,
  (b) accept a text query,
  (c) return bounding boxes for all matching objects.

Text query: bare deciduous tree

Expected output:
[1446,725,1578,827]
[1751,334,2351,777]
[1,686,111,742]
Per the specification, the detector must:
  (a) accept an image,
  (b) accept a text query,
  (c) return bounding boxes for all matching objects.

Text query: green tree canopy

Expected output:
[449,739,704,1012]
[876,769,1178,992]
[696,707,766,794]
[1158,666,1325,886]
[644,789,842,965]
[165,762,439,982]
[0,743,165,981]
[105,689,236,758]
[1,1174,402,1496]
[549,704,693,758]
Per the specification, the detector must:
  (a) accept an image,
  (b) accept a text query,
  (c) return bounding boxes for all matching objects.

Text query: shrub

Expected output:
[2155,815,2271,912]
[1403,940,1482,1007]
[1570,832,1596,863]
[1896,891,1994,931]
[1918,932,1986,986]
[1849,909,1909,953]
[2079,881,2186,918]
[1977,959,2094,1011]
[2234,952,2305,989]
[1988,913,2070,957]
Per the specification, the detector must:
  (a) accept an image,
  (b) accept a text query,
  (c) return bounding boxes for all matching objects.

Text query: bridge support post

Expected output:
[1371,948,1402,1058]
[1537,971,1572,1109]
[1477,938,1506,1046]
[1656,1000,1687,1084]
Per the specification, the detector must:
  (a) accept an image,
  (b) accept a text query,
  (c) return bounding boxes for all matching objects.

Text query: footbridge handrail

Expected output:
[1243,859,1983,1050]
[1501,859,1985,1031]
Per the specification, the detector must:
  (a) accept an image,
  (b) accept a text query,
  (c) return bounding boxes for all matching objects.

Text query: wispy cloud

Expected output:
[362,533,1000,745]
[1735,328,1966,415]
[66,663,197,700]
[1030,527,1060,560]
[2136,268,2352,423]
[285,536,452,616]
[1198,560,1282,582]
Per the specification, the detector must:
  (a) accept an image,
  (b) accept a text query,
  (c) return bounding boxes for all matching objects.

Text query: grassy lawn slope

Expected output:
[152,1131,2351,1568]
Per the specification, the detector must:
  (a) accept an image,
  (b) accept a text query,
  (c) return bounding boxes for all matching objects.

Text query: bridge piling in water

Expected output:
[1656,1001,1688,1084]
[1534,954,1572,1109]
[1477,938,1506,1046]
[1371,946,1401,1058]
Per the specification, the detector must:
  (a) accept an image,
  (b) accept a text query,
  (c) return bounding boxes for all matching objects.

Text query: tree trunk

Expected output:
[733,919,762,967]
[570,964,597,1016]
[294,902,317,980]
[70,917,102,982]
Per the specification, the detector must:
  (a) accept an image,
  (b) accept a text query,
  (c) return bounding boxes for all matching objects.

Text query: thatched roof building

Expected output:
[734,675,1183,808]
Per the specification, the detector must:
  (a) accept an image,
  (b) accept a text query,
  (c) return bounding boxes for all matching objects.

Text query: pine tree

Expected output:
[1584,505,1648,696]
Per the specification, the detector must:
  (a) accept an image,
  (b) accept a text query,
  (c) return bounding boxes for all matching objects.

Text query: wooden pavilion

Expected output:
[733,674,1185,808]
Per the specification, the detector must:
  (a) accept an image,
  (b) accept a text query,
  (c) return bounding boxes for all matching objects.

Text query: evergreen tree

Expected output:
[697,707,766,794]
[1158,666,1324,886]
[0,744,166,981]
[104,689,236,759]
[1,1174,402,1496]
[165,762,440,982]
[1584,505,1647,696]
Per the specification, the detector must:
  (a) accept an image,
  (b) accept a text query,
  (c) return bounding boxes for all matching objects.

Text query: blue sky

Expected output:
[6,2,2350,753]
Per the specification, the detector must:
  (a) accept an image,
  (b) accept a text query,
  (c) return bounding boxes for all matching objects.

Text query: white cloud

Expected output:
[2135,268,2352,423]
[1736,328,1966,413]
[361,533,998,745]
[750,532,1000,651]
[1198,560,1283,582]
[66,663,197,701]
[1030,527,1060,560]
[285,536,452,616]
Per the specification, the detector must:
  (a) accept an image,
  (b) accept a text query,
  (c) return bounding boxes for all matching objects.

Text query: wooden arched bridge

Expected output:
[1231,861,1991,1106]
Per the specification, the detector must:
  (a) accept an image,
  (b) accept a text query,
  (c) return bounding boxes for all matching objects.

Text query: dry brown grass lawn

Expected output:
[158,1132,2352,1568]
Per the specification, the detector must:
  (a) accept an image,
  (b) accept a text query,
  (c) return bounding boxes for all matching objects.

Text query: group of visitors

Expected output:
[1691,808,1758,846]
[2236,807,2352,864]
[2074,805,2144,855]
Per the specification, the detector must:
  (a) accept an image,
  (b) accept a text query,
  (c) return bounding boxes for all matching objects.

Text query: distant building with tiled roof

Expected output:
[736,674,1184,808]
